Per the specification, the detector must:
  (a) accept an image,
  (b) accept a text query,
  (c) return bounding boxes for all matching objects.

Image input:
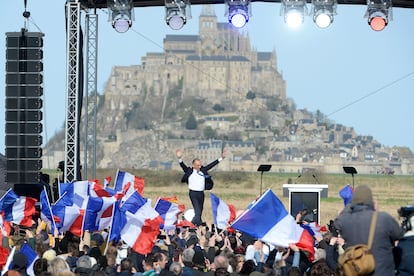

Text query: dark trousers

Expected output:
[189,190,204,226]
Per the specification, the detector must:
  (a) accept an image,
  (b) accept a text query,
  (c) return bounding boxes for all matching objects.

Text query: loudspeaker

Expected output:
[5,31,44,185]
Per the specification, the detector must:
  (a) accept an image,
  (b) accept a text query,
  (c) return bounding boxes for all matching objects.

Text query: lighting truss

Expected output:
[108,0,134,33]
[312,0,337,28]
[282,0,307,28]
[225,0,251,28]
[165,0,192,30]
[365,0,392,31]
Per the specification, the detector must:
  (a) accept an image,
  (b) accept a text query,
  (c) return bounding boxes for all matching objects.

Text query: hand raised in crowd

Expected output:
[222,148,227,159]
[208,232,217,248]
[289,243,300,252]
[176,149,183,159]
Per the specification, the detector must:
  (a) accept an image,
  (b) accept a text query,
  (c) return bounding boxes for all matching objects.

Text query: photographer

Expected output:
[394,206,414,276]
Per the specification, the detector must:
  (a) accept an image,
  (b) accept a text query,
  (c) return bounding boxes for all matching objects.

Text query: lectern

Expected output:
[257,164,271,195]
[343,166,357,188]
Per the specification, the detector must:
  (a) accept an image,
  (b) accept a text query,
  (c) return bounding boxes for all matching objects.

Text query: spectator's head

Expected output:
[214,255,229,270]
[169,262,183,276]
[239,259,256,276]
[76,255,92,269]
[186,234,199,248]
[48,256,70,275]
[352,185,373,206]
[192,250,206,270]
[181,248,195,266]
[314,248,326,262]
[91,232,104,247]
[215,267,230,276]
[42,249,57,262]
[120,258,134,272]
[309,260,333,276]
[33,258,49,275]
[12,252,28,271]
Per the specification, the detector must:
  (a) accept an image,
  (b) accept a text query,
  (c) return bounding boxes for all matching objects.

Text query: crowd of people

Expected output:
[0,183,413,276]
[0,151,412,276]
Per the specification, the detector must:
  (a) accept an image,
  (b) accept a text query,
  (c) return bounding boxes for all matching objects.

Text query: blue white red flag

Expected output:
[52,192,83,236]
[154,198,181,230]
[83,195,116,231]
[104,176,112,188]
[0,189,36,227]
[339,184,353,206]
[114,170,145,199]
[230,189,314,259]
[59,181,89,208]
[40,188,57,232]
[109,191,163,255]
[210,192,237,230]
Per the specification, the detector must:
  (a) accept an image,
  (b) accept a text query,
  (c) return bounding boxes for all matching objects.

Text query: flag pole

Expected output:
[103,201,116,255]
[42,187,58,233]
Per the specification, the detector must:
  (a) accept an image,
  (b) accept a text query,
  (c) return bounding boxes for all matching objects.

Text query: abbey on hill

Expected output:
[42,6,414,175]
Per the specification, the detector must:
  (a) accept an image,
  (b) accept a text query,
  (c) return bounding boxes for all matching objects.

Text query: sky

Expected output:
[1,0,413,155]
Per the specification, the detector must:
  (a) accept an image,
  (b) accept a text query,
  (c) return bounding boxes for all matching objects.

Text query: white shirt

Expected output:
[188,170,205,191]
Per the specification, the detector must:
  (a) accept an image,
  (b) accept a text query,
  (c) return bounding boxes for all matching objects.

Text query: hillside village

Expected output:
[43,6,414,175]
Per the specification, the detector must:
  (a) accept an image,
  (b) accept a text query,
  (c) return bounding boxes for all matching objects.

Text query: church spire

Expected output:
[200,4,216,17]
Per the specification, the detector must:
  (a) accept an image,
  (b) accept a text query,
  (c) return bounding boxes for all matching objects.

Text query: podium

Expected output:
[283,184,328,224]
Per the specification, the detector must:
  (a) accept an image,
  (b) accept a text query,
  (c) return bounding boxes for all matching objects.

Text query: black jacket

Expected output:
[179,159,220,190]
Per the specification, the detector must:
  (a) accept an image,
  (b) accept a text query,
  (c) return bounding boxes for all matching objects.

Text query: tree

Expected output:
[204,126,217,139]
[185,113,198,129]
[246,91,256,100]
[212,104,225,113]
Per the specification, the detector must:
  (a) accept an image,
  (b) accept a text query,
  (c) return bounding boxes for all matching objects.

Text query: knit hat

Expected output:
[351,185,373,205]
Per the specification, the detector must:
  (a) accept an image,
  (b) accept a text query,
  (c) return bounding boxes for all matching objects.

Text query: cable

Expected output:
[327,71,414,117]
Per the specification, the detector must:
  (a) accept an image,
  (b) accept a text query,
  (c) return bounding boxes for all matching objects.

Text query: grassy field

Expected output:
[54,168,414,228]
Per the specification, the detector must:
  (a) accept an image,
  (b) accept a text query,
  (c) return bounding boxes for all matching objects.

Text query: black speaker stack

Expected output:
[5,30,44,194]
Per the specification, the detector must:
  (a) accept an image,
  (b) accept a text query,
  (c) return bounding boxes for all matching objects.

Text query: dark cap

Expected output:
[12,252,28,270]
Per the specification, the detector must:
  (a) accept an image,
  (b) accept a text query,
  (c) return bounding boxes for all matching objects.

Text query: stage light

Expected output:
[282,0,307,28]
[225,0,251,28]
[108,0,134,33]
[312,0,337,28]
[365,0,392,31]
[165,0,192,30]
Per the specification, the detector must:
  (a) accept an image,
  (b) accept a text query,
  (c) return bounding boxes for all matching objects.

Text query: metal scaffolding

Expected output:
[64,1,81,182]
[84,13,98,180]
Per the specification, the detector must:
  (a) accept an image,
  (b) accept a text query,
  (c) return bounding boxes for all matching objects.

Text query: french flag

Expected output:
[154,198,181,230]
[40,188,57,232]
[109,191,163,255]
[231,189,314,260]
[52,192,83,236]
[104,176,112,188]
[339,184,354,206]
[210,192,236,230]
[83,195,116,231]
[114,170,145,199]
[0,189,36,227]
[59,180,89,208]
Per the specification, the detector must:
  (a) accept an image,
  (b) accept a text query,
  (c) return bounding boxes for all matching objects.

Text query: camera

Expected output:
[157,234,166,240]
[398,205,414,218]
[398,205,414,232]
